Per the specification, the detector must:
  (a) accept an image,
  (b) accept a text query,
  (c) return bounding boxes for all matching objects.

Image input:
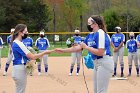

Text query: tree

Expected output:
[21,0,51,32]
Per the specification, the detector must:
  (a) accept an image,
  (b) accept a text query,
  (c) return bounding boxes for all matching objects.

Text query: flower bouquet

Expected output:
[66,37,74,48]
[25,47,40,75]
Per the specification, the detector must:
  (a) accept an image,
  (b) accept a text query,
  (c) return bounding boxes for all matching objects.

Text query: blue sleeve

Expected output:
[84,35,89,45]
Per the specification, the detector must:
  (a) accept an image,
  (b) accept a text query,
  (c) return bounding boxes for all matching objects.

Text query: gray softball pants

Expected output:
[37,50,48,69]
[0,48,1,68]
[113,46,124,68]
[6,49,13,64]
[12,65,27,93]
[93,55,114,93]
[137,49,140,67]
[128,52,138,68]
[71,51,82,67]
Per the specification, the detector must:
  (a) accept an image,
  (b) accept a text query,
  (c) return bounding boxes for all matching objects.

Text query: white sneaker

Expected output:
[38,72,41,76]
[76,73,79,76]
[69,73,72,76]
[3,71,7,76]
[45,72,48,76]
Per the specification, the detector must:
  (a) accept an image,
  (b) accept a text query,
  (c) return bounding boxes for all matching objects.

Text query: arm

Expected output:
[26,50,54,60]
[80,42,104,56]
[55,44,82,53]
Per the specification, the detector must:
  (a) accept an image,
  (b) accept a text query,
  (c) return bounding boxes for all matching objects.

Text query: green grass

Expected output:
[1,42,128,58]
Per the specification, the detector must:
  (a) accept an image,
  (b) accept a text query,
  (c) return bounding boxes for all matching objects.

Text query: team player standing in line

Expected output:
[0,36,4,69]
[67,29,83,76]
[126,32,139,77]
[35,31,50,76]
[111,27,125,77]
[11,24,53,93]
[136,33,140,68]
[3,28,15,76]
[55,15,114,93]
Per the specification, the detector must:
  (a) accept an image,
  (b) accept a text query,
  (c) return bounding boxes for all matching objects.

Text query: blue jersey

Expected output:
[22,37,33,47]
[0,37,3,46]
[7,35,12,44]
[12,40,30,65]
[73,36,82,44]
[84,29,111,60]
[84,32,94,55]
[126,39,137,52]
[35,37,50,50]
[111,33,125,47]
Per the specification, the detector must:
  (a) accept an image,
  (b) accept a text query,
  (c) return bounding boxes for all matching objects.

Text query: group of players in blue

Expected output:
[0,26,140,78]
[0,15,140,93]
[0,28,50,76]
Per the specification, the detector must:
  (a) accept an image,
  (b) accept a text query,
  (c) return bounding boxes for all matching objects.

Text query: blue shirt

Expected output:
[136,34,140,48]
[84,29,111,60]
[12,40,30,65]
[7,35,12,44]
[73,36,83,44]
[35,37,50,50]
[0,37,3,46]
[111,33,125,47]
[126,39,137,52]
[22,37,33,48]
[84,32,94,55]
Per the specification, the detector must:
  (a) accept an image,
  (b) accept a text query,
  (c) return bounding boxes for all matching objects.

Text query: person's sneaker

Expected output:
[3,71,7,76]
[137,74,139,77]
[76,73,79,76]
[45,72,48,76]
[121,73,124,77]
[69,73,72,76]
[38,72,41,76]
[112,74,116,77]
[127,74,131,77]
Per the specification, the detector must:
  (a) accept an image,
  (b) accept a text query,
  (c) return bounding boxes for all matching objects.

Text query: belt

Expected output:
[13,63,26,66]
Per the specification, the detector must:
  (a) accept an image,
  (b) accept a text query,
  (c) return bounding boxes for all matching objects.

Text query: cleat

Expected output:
[69,73,72,76]
[38,72,41,76]
[127,74,131,77]
[121,73,124,77]
[76,73,79,76]
[45,72,48,76]
[3,71,7,76]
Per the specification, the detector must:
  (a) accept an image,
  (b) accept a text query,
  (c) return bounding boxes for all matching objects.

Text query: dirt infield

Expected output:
[0,57,140,93]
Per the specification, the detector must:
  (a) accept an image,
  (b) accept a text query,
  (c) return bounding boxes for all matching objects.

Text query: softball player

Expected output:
[3,28,15,76]
[0,36,4,69]
[11,24,53,93]
[68,29,82,76]
[35,31,50,76]
[22,36,33,48]
[56,15,114,93]
[126,32,139,77]
[136,33,140,68]
[111,26,125,77]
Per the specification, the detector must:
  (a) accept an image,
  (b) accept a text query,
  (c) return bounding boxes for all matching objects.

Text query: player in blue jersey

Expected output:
[22,36,33,48]
[111,26,125,77]
[55,15,114,93]
[66,29,83,76]
[11,24,53,93]
[136,33,140,68]
[3,28,15,76]
[126,32,139,77]
[0,36,4,69]
[35,31,50,76]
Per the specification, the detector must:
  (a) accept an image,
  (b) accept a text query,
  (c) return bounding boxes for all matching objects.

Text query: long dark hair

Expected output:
[91,15,107,32]
[11,24,27,45]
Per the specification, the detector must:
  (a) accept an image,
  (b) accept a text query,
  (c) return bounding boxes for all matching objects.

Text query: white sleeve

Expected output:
[98,30,105,48]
